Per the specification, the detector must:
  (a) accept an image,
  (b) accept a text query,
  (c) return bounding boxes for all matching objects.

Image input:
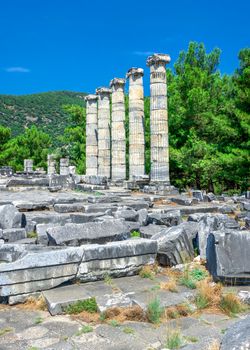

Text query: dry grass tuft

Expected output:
[207,339,220,350]
[195,279,222,310]
[220,292,245,316]
[139,265,156,279]
[165,304,190,319]
[20,295,47,311]
[161,278,178,293]
[103,306,146,323]
[71,311,100,323]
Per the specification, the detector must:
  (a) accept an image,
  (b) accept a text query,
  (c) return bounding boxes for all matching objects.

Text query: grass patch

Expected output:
[123,327,135,334]
[27,231,37,238]
[104,273,113,286]
[130,230,140,238]
[146,297,164,324]
[220,292,245,316]
[75,325,93,335]
[34,316,43,324]
[108,319,120,327]
[185,335,198,343]
[179,266,208,290]
[0,327,13,336]
[161,278,178,293]
[65,297,98,314]
[139,265,155,279]
[165,328,183,349]
[21,295,47,311]
[165,304,191,319]
[195,279,222,310]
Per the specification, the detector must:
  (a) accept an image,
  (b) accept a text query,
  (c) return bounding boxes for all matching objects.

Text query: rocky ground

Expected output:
[0,185,249,349]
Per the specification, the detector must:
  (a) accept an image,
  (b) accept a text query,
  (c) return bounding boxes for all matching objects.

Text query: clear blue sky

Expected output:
[0,0,249,96]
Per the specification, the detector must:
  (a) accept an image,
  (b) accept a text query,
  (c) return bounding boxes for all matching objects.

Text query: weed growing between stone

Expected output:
[195,279,222,310]
[34,316,43,324]
[65,297,98,314]
[108,319,120,327]
[123,327,135,334]
[27,231,37,238]
[179,265,208,289]
[130,230,141,238]
[21,296,47,311]
[75,325,93,335]
[146,297,164,324]
[161,278,178,292]
[165,304,191,319]
[165,328,183,349]
[0,327,13,336]
[207,339,220,350]
[139,265,155,279]
[219,292,245,316]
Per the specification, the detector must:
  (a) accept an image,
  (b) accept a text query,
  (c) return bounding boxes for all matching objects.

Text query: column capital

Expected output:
[95,87,112,95]
[109,78,126,88]
[84,94,98,101]
[146,53,171,66]
[126,67,144,79]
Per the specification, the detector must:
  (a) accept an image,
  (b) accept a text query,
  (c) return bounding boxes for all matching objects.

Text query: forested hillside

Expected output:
[0,91,86,138]
[0,42,249,193]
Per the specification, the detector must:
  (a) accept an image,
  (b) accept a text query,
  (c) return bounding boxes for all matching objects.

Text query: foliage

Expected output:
[108,319,120,327]
[0,43,249,191]
[130,230,141,238]
[146,297,164,324]
[165,328,183,349]
[179,266,208,289]
[139,265,155,279]
[75,325,93,335]
[0,125,51,171]
[123,327,135,334]
[219,293,245,316]
[64,297,98,314]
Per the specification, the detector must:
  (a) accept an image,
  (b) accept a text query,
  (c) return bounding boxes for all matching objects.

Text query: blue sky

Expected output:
[0,0,249,95]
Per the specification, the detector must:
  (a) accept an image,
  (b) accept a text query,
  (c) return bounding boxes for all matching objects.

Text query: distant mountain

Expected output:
[0,90,87,139]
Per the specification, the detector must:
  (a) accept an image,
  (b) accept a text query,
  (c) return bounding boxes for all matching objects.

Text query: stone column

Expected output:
[126,68,145,179]
[110,78,126,181]
[60,157,69,175]
[96,87,112,178]
[24,159,33,172]
[147,53,171,183]
[47,154,56,175]
[85,94,98,176]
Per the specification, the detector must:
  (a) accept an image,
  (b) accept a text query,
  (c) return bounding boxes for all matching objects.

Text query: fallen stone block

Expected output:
[206,229,250,283]
[2,228,26,242]
[13,200,52,211]
[151,226,194,266]
[77,238,157,281]
[169,196,197,206]
[84,204,118,214]
[0,245,84,297]
[114,208,139,222]
[220,316,250,350]
[120,200,149,210]
[36,223,66,245]
[70,212,105,223]
[140,224,165,239]
[49,174,75,190]
[6,177,49,187]
[148,210,182,226]
[47,220,131,246]
[192,190,204,201]
[54,203,85,213]
[137,208,148,226]
[24,212,71,225]
[240,201,250,211]
[87,195,121,204]
[0,204,24,229]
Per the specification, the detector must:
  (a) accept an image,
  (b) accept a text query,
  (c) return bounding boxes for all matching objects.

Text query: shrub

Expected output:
[123,327,135,334]
[146,297,164,324]
[65,297,98,314]
[165,328,183,349]
[220,293,244,316]
[75,325,93,335]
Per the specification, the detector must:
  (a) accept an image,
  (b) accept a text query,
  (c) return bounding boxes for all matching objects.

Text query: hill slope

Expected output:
[0,91,86,138]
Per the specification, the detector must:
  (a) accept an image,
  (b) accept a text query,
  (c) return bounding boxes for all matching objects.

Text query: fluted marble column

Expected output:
[85,94,98,176]
[126,68,145,179]
[60,157,69,175]
[110,78,126,181]
[147,53,170,183]
[96,87,112,178]
[24,159,33,172]
[47,154,56,175]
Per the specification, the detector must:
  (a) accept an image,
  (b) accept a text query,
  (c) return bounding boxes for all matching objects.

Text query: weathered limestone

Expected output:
[0,204,23,229]
[77,239,158,281]
[85,94,98,176]
[126,68,145,178]
[47,154,56,175]
[24,159,33,172]
[221,316,250,350]
[110,78,126,181]
[59,157,70,175]
[147,53,171,183]
[206,229,250,282]
[96,87,112,178]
